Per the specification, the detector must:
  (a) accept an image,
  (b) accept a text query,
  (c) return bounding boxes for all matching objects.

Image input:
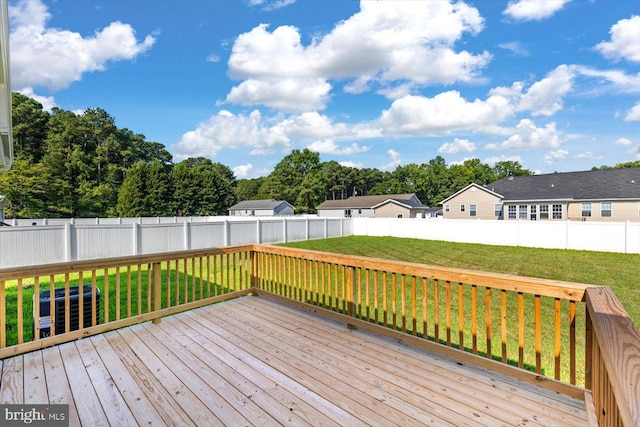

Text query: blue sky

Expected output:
[8,0,640,178]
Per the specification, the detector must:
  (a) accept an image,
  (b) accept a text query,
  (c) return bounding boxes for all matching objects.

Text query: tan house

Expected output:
[441,167,640,221]
[316,193,429,218]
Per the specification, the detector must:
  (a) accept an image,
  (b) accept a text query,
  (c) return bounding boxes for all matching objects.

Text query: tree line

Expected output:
[1,93,636,218]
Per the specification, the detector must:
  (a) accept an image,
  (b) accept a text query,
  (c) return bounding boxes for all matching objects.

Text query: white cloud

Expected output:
[225,1,490,111]
[173,109,291,160]
[380,149,401,171]
[625,102,640,121]
[339,160,362,169]
[17,87,56,112]
[438,138,476,154]
[497,41,529,56]
[503,0,572,22]
[233,163,253,178]
[628,145,640,159]
[615,138,632,146]
[543,149,569,164]
[572,151,602,160]
[595,15,640,63]
[9,0,155,91]
[575,67,640,94]
[249,0,296,11]
[517,65,574,116]
[483,155,524,166]
[378,91,512,136]
[206,54,220,63]
[485,119,562,150]
[225,78,331,112]
[306,139,369,155]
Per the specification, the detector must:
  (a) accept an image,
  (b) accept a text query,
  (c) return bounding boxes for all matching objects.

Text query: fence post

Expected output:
[132,222,141,255]
[184,221,191,250]
[305,217,309,241]
[152,262,162,324]
[283,218,288,243]
[324,218,328,239]
[64,223,76,262]
[256,218,262,244]
[224,219,230,246]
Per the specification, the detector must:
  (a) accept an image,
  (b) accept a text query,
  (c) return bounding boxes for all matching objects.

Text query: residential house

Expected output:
[440,167,640,221]
[316,193,429,218]
[228,200,294,217]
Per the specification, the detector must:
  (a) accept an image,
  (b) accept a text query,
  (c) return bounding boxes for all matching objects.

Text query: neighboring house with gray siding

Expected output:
[441,168,640,221]
[228,200,294,216]
[316,194,429,218]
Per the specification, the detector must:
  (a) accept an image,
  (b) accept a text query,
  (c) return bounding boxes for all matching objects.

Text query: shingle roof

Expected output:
[229,199,292,210]
[486,168,640,201]
[316,194,428,209]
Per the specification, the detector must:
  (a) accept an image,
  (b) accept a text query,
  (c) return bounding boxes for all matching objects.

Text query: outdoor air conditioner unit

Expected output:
[33,285,101,339]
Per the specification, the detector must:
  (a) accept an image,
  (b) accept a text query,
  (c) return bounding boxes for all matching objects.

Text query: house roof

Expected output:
[486,168,640,202]
[316,193,428,210]
[229,199,293,210]
[440,183,502,204]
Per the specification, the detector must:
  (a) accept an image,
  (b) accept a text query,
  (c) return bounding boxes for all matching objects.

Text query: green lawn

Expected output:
[281,236,640,329]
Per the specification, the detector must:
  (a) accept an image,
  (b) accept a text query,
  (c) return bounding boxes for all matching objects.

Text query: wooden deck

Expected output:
[0,296,588,426]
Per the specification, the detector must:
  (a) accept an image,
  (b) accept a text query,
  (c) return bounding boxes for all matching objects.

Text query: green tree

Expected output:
[116,162,149,217]
[259,148,321,207]
[236,177,265,201]
[11,92,50,162]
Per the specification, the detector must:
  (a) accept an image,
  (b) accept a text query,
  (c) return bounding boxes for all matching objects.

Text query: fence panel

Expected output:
[191,222,225,249]
[260,219,284,244]
[76,225,133,260]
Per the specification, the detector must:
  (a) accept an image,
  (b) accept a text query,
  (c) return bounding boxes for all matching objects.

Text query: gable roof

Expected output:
[487,168,640,201]
[440,183,502,204]
[229,199,293,210]
[316,193,428,209]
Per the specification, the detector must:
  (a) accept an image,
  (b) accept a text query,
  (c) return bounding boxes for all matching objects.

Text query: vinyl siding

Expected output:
[567,200,640,221]
[443,188,502,220]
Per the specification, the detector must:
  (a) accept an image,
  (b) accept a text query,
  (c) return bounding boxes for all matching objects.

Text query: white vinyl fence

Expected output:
[0,217,352,268]
[353,217,640,255]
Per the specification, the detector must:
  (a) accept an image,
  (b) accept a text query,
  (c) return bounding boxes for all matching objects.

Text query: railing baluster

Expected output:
[17,279,23,344]
[458,282,464,351]
[103,269,109,325]
[49,275,55,338]
[471,284,477,354]
[1,280,8,347]
[116,266,121,320]
[554,297,561,380]
[422,278,427,340]
[446,280,451,346]
[535,294,541,373]
[501,289,507,363]
[518,291,524,369]
[486,287,492,359]
[382,271,387,326]
[570,300,576,385]
[392,273,397,329]
[434,279,439,343]
[78,272,83,330]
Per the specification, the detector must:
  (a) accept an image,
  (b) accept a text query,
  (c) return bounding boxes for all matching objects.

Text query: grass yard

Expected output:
[281,236,640,329]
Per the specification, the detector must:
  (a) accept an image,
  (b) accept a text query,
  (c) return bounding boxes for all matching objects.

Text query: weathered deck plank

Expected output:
[0,296,588,426]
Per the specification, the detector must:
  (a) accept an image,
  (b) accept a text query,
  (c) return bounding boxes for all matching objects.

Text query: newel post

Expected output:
[152,262,162,324]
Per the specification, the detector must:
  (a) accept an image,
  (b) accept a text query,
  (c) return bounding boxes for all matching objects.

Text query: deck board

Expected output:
[0,296,588,426]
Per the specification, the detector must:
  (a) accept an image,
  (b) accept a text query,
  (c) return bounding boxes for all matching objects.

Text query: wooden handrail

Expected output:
[251,244,593,301]
[586,287,640,426]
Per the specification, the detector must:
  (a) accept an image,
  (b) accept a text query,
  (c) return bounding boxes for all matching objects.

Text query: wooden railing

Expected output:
[250,244,640,425]
[0,245,254,359]
[0,243,638,425]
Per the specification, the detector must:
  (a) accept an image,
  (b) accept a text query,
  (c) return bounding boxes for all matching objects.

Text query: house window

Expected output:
[397,213,403,218]
[552,204,562,219]
[494,204,502,217]
[470,204,477,217]
[345,209,351,217]
[581,202,592,217]
[601,202,612,217]
[519,205,527,219]
[460,204,465,212]
[540,204,549,219]
[508,205,516,219]
[358,208,362,214]
[445,204,450,212]
[530,205,537,221]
